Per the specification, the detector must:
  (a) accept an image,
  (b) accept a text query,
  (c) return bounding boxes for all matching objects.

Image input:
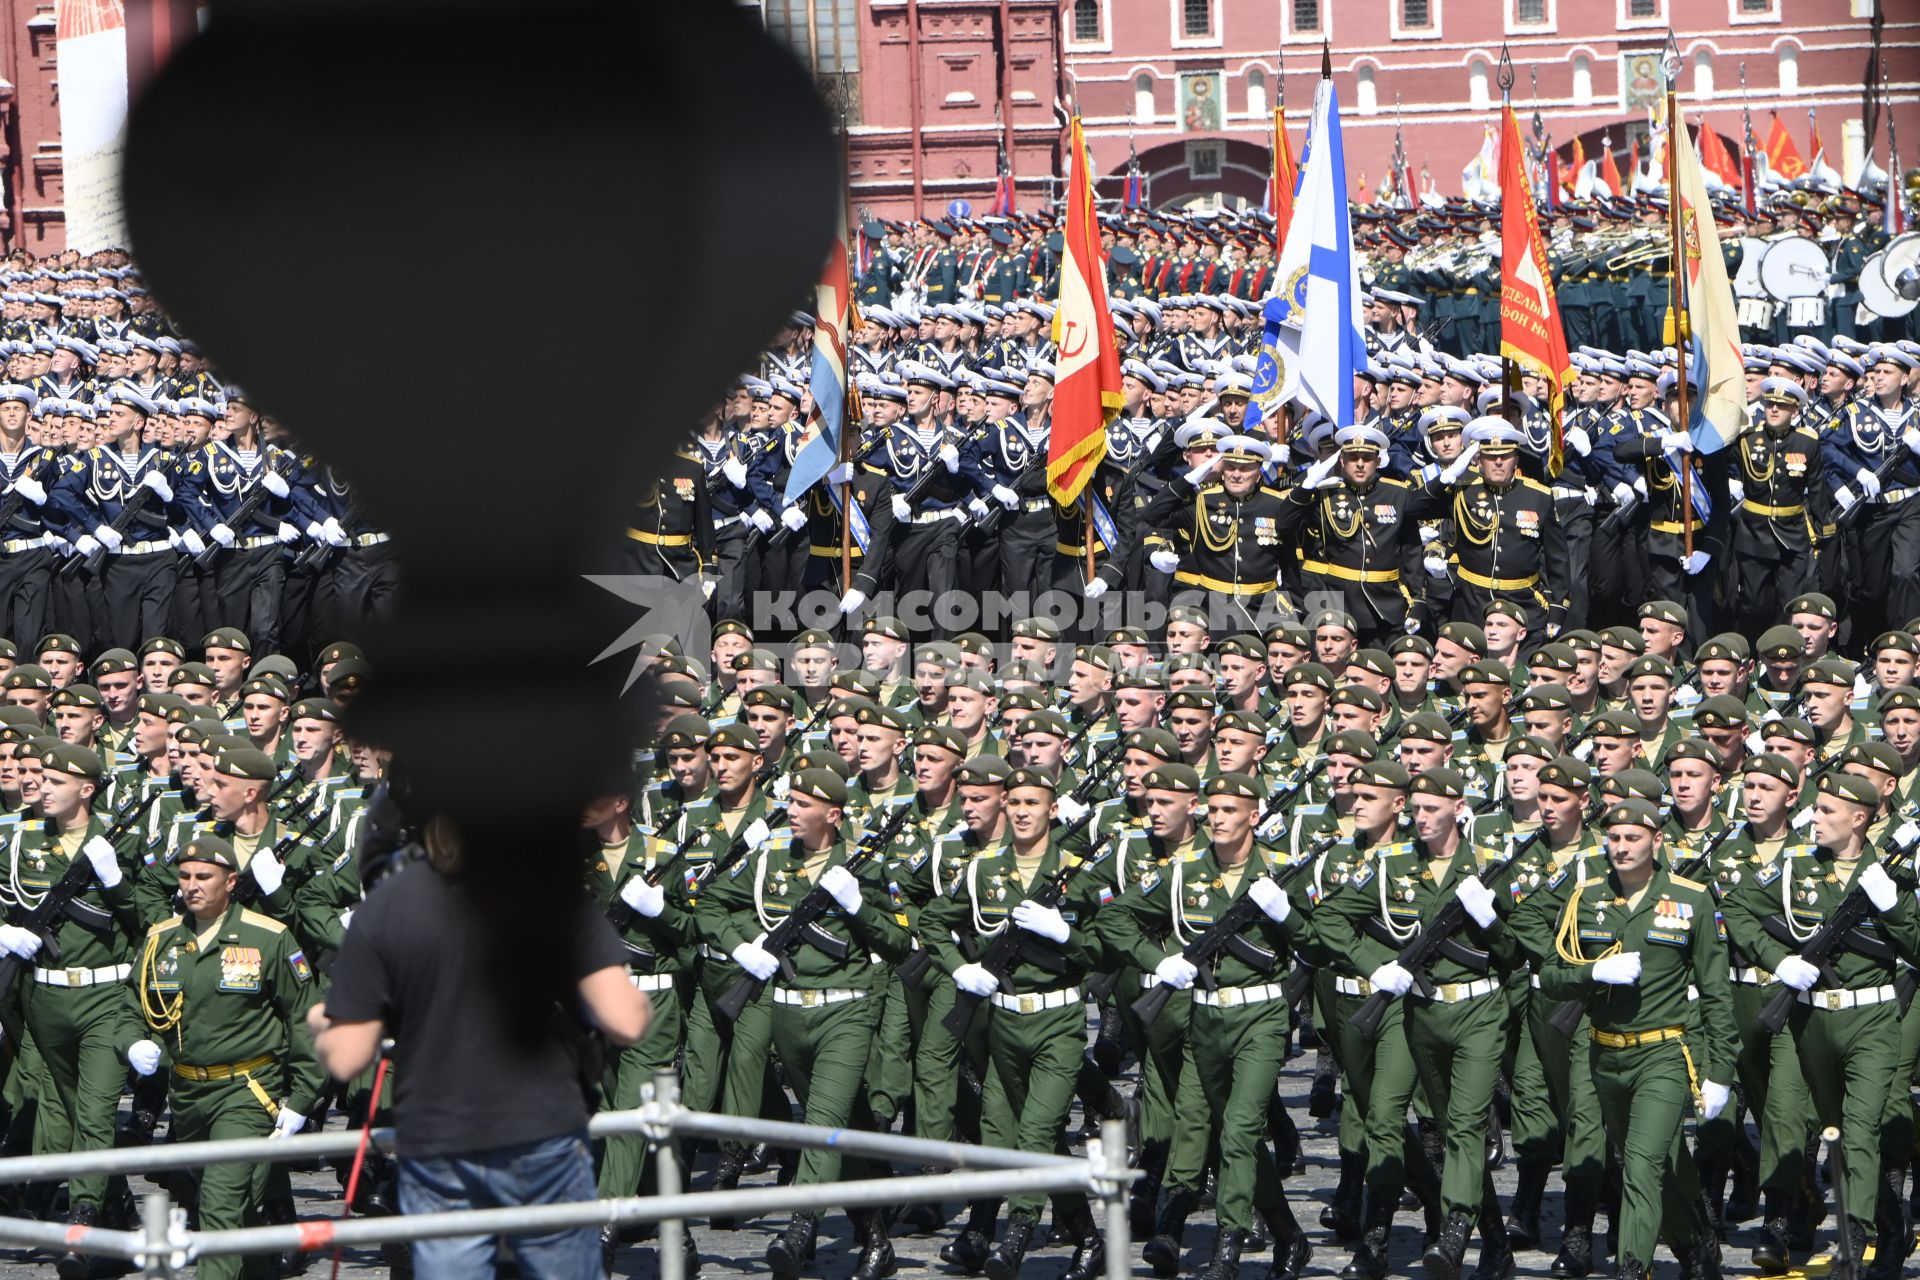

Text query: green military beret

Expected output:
[1586,710,1639,738]
[1506,734,1558,763]
[254,657,300,686]
[1664,739,1725,771]
[743,684,802,715]
[2,664,50,690]
[1348,648,1393,678]
[1323,729,1381,759]
[1215,634,1264,661]
[1006,766,1058,793]
[917,641,962,668]
[1604,768,1666,802]
[1073,644,1118,672]
[1602,798,1662,831]
[1411,766,1467,798]
[713,619,754,643]
[1516,683,1571,713]
[831,670,883,698]
[1799,659,1855,689]
[1819,771,1880,811]
[140,635,187,659]
[290,698,338,724]
[1636,598,1687,627]
[660,714,710,749]
[0,723,34,745]
[1484,599,1527,624]
[1168,605,1212,631]
[41,743,103,780]
[791,628,835,651]
[1696,633,1751,663]
[137,692,186,719]
[1387,634,1434,658]
[1761,715,1816,744]
[1331,686,1385,713]
[955,755,1013,786]
[0,639,15,660]
[1115,665,1166,691]
[1878,686,1920,715]
[999,690,1048,713]
[316,640,367,666]
[1561,629,1601,654]
[1396,713,1453,743]
[1164,689,1217,713]
[1215,710,1269,737]
[1285,662,1334,692]
[1309,609,1358,635]
[200,626,251,654]
[1457,660,1511,688]
[913,725,969,757]
[1785,592,1837,620]
[88,648,137,676]
[1537,756,1592,790]
[35,632,81,657]
[164,662,213,690]
[240,675,290,703]
[175,723,221,748]
[176,834,238,869]
[1757,625,1805,661]
[1204,772,1261,799]
[214,746,275,781]
[1873,630,1920,656]
[1102,627,1149,649]
[1742,753,1801,788]
[954,631,996,657]
[50,683,102,709]
[790,768,848,805]
[326,658,373,691]
[706,723,760,753]
[1692,696,1749,730]
[1624,655,1675,683]
[792,750,855,779]
[1019,709,1071,739]
[1599,625,1646,654]
[1009,617,1059,642]
[948,668,996,695]
[734,648,783,674]
[1349,760,1410,790]
[655,654,705,682]
[1527,644,1577,675]
[1437,622,1487,655]
[657,684,700,711]
[1141,763,1201,793]
[0,705,37,727]
[853,700,909,732]
[1123,728,1182,761]
[1841,741,1904,776]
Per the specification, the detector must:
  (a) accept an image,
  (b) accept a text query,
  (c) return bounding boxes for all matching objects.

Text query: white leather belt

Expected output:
[351,532,391,547]
[1021,498,1051,512]
[1334,975,1375,997]
[35,963,131,988]
[1193,981,1289,1009]
[1797,984,1898,1011]
[629,972,676,992]
[236,534,277,550]
[119,539,171,556]
[1730,966,1773,985]
[911,508,965,525]
[1412,977,1501,1004]
[1882,487,1920,505]
[773,986,867,1007]
[1550,486,1585,501]
[715,513,750,529]
[1,536,46,553]
[990,985,1081,1013]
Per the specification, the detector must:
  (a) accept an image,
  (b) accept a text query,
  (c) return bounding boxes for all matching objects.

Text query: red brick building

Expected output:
[757,0,1920,218]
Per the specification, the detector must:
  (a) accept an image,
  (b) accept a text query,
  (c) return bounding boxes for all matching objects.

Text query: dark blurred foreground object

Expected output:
[119,0,838,1031]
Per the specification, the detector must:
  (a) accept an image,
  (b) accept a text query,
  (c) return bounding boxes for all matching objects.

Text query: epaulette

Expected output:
[1670,874,1706,892]
[1258,485,1288,498]
[1577,876,1605,889]
[237,908,287,934]
[1199,482,1225,496]
[1519,476,1552,495]
[145,917,177,938]
[1379,476,1410,489]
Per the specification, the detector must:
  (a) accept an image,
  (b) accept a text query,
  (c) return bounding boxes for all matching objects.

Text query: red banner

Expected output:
[1764,113,1805,181]
[1048,116,1123,507]
[1497,104,1573,477]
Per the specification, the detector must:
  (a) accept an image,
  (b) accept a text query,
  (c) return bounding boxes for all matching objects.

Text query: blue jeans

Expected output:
[397,1130,600,1279]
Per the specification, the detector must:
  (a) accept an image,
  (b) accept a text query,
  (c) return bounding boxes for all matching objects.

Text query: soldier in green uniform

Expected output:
[1540,798,1738,1280]
[124,834,321,1280]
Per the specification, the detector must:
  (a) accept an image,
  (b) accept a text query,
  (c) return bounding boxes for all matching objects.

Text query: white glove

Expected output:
[1055,795,1090,825]
[1773,954,1820,990]
[991,484,1020,509]
[1684,550,1710,576]
[1791,807,1815,830]
[1439,441,1482,485]
[95,523,125,551]
[1301,454,1340,490]
[1153,954,1199,990]
[275,522,301,544]
[259,471,290,498]
[1012,899,1070,943]
[1369,962,1415,996]
[1858,861,1899,913]
[1584,487,1598,505]
[700,575,717,601]
[1727,478,1745,504]
[1611,482,1636,506]
[1744,731,1768,756]
[1082,577,1108,600]
[953,962,999,996]
[209,523,236,548]
[167,528,183,551]
[181,530,207,556]
[747,508,774,535]
[1249,877,1291,924]
[730,938,780,981]
[1184,457,1221,487]
[1424,553,1449,578]
[1454,876,1498,929]
[140,470,173,502]
[1418,525,1440,545]
[0,924,41,959]
[74,534,101,557]
[1564,425,1592,457]
[967,497,990,521]
[1834,485,1857,512]
[1673,685,1702,708]
[305,521,325,542]
[83,835,122,888]
[339,908,354,931]
[250,847,285,896]
[9,475,44,505]
[891,494,912,522]
[319,516,348,546]
[1699,1080,1730,1121]
[838,588,866,616]
[827,462,855,486]
[721,456,749,488]
[781,505,809,533]
[938,443,961,473]
[1591,952,1642,986]
[819,865,863,914]
[1905,428,1920,458]
[1633,476,1648,498]
[1659,431,1691,454]
[620,876,666,918]
[270,1109,306,1139]
[1149,548,1180,574]
[127,1040,162,1077]
[1892,820,1920,850]
[1857,467,1883,499]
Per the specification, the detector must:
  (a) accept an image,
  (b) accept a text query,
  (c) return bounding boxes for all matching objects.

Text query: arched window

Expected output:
[1356,66,1378,115]
[1247,68,1268,117]
[1777,45,1798,93]
[1468,58,1489,109]
[1572,55,1593,104]
[1694,49,1714,99]
[1135,74,1156,123]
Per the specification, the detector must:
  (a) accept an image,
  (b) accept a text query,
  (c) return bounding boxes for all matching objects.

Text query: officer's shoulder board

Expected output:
[1669,874,1706,893]
[1258,485,1288,499]
[1518,477,1553,496]
[1577,876,1605,890]
[238,908,287,935]
[1378,476,1410,490]
[145,917,177,939]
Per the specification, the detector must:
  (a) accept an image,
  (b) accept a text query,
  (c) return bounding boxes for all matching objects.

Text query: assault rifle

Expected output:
[192,456,296,571]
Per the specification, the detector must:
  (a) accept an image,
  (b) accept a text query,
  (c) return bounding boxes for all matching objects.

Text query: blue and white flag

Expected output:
[784,201,855,506]
[1261,77,1365,428]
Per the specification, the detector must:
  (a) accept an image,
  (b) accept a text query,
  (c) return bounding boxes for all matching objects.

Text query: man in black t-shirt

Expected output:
[310,849,651,1280]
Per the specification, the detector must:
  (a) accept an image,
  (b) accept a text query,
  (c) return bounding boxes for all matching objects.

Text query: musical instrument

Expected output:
[1858,247,1916,321]
[1757,237,1832,302]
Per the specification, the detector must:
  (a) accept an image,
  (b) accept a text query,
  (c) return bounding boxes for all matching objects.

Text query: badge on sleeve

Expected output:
[287,949,313,984]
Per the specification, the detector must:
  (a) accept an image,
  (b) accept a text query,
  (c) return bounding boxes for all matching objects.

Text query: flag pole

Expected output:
[1082,496,1097,585]
[1497,45,1515,424]
[1662,35,1694,563]
[837,102,857,596]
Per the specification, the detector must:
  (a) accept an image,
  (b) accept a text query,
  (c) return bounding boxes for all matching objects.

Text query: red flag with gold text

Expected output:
[1497,103,1573,476]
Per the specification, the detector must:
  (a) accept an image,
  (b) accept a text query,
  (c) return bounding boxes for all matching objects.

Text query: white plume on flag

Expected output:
[1460,125,1497,200]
